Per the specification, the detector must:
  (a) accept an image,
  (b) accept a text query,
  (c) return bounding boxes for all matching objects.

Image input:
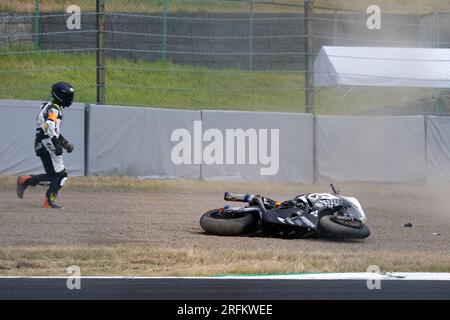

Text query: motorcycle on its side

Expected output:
[200,185,370,239]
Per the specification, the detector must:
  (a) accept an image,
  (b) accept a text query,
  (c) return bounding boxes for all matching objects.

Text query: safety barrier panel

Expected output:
[88,104,201,179]
[200,110,314,183]
[426,116,450,184]
[3,100,450,185]
[0,99,85,176]
[316,115,426,184]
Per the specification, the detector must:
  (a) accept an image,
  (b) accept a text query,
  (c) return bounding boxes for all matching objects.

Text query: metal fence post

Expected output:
[248,0,254,70]
[96,0,105,105]
[304,0,314,114]
[34,0,40,50]
[84,104,91,176]
[433,10,440,47]
[162,0,168,61]
[333,9,338,45]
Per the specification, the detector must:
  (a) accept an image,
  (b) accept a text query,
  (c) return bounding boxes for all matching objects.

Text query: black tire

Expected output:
[200,209,259,236]
[319,215,370,239]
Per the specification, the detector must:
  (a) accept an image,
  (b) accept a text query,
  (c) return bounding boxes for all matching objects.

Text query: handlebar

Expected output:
[224,192,253,202]
[224,192,274,213]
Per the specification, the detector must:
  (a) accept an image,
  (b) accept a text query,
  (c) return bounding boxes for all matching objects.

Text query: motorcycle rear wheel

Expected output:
[200,209,259,236]
[319,215,370,239]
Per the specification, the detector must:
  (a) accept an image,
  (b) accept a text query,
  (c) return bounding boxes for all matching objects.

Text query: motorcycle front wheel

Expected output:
[319,215,370,239]
[200,209,259,236]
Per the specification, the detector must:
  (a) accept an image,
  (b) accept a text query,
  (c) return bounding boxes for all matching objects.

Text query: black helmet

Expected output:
[51,81,74,108]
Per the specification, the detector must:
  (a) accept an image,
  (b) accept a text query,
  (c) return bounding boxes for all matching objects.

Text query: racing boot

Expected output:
[42,192,64,209]
[16,175,31,199]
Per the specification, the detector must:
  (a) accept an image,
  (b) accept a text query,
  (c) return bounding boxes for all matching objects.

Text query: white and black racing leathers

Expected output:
[27,102,69,197]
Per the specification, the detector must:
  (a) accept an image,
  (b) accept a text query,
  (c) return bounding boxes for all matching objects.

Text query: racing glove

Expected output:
[51,136,63,156]
[59,135,74,153]
[64,143,74,153]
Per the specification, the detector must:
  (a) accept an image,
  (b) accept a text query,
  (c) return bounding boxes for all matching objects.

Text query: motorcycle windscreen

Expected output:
[341,196,366,222]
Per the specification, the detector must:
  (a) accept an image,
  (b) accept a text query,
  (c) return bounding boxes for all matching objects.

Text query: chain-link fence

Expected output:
[314,0,450,115]
[1,0,450,114]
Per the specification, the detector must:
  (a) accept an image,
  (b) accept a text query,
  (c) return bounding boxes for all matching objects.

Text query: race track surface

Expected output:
[0,278,449,300]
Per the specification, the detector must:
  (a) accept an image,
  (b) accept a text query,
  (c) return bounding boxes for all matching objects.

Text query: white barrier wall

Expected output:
[0,100,85,176]
[88,104,201,179]
[2,99,440,184]
[426,116,450,184]
[200,110,314,183]
[316,115,426,183]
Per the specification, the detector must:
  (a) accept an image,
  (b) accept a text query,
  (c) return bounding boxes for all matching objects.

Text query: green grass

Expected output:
[1,0,448,14]
[0,44,439,113]
[0,0,289,14]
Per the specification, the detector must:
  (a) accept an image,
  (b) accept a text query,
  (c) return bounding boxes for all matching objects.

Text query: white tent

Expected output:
[314,46,450,88]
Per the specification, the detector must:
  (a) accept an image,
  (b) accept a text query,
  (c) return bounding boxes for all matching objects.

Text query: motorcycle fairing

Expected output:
[262,206,319,230]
